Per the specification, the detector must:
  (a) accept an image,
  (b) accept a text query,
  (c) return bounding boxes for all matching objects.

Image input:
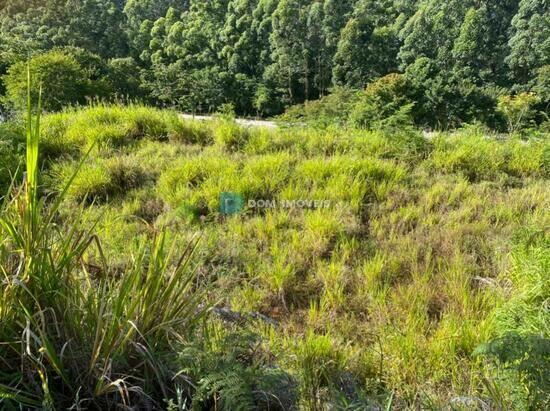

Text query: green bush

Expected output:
[55,46,113,98]
[3,51,89,111]
[106,57,146,100]
[404,57,499,129]
[497,92,540,133]
[349,73,414,130]
[279,87,361,128]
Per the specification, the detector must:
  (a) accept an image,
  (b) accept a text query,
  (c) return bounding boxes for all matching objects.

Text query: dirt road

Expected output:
[180,114,278,129]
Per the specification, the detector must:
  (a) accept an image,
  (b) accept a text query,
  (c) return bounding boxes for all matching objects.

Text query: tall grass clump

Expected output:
[39,104,210,158]
[213,118,250,151]
[0,73,208,409]
[475,225,549,410]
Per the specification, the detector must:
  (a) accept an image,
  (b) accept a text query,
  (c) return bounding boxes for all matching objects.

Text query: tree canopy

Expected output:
[0,0,548,128]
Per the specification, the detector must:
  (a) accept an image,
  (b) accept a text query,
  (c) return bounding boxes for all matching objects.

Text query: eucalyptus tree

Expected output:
[507,0,550,87]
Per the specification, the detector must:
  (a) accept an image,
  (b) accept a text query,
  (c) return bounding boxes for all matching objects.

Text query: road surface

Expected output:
[181,114,278,129]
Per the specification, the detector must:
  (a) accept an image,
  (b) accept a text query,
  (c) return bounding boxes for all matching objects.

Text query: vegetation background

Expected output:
[0,0,548,129]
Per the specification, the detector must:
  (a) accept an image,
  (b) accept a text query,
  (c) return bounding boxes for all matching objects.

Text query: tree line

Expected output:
[0,0,548,128]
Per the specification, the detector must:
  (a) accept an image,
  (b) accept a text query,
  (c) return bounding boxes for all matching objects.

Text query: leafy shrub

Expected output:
[279,87,361,128]
[3,51,89,111]
[349,73,414,130]
[56,46,113,98]
[106,57,145,100]
[476,333,549,409]
[254,83,284,117]
[404,57,499,129]
[217,102,236,120]
[498,92,540,133]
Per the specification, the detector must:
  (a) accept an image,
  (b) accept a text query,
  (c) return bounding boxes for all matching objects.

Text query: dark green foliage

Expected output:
[507,0,550,86]
[0,0,127,58]
[123,0,187,58]
[404,57,498,128]
[333,0,399,89]
[106,57,146,100]
[3,51,89,111]
[1,0,549,126]
[534,65,550,110]
[56,46,114,98]
[279,86,361,127]
[476,334,550,409]
[179,330,297,410]
[332,16,376,88]
[349,73,413,130]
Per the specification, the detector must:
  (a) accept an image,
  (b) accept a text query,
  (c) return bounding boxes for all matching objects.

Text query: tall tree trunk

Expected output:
[304,59,310,101]
[288,67,293,103]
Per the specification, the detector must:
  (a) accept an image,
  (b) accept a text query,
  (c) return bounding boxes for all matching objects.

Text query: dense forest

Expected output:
[0,0,549,128]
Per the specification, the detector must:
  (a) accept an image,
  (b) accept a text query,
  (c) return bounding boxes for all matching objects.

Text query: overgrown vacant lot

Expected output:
[1,105,549,409]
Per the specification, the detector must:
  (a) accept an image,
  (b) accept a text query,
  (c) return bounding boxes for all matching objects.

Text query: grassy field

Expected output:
[1,105,549,409]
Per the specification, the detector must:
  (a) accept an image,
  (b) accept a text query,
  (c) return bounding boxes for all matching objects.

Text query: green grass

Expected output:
[1,103,549,409]
[0,100,272,408]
